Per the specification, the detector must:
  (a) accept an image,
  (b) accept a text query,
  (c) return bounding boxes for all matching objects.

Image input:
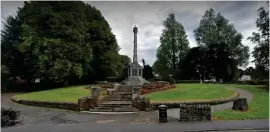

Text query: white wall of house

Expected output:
[239,75,251,81]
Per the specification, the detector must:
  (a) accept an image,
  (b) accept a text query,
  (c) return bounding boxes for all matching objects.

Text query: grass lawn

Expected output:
[212,84,269,120]
[145,84,236,102]
[14,85,90,103]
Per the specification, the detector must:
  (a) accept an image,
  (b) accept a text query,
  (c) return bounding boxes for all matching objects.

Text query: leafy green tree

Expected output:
[117,55,131,80]
[180,47,213,80]
[1,65,10,92]
[244,67,255,75]
[248,3,269,78]
[1,1,124,89]
[194,9,249,81]
[156,13,189,79]
[152,60,170,80]
[1,12,30,90]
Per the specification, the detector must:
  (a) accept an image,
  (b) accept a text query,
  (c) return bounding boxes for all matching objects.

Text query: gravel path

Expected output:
[166,85,254,118]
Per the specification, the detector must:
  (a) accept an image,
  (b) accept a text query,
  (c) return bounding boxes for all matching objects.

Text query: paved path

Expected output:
[2,119,269,132]
[166,85,254,118]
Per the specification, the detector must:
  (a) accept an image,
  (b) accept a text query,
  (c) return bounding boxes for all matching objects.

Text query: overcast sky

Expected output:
[1,1,268,68]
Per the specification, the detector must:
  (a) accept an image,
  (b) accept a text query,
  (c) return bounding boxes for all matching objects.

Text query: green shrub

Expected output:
[246,80,269,85]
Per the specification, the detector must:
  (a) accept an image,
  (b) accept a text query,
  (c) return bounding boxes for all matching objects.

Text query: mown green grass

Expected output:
[212,84,269,120]
[145,84,236,102]
[14,85,89,103]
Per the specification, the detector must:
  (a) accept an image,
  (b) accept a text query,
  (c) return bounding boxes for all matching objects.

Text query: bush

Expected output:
[175,80,201,83]
[245,80,269,85]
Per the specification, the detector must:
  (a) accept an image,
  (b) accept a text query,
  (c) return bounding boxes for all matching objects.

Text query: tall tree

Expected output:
[248,3,269,78]
[194,9,249,81]
[180,47,213,80]
[117,55,131,80]
[1,12,28,90]
[156,13,189,79]
[244,67,255,75]
[1,1,123,89]
[142,65,154,80]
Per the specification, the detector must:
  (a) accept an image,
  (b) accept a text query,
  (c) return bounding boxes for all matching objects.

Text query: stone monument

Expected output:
[123,26,148,86]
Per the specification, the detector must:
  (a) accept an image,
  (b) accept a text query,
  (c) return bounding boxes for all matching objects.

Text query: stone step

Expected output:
[100,101,132,105]
[109,95,132,98]
[112,92,132,95]
[98,104,132,107]
[108,97,132,100]
[108,99,132,101]
[89,107,139,112]
[118,88,132,92]
[109,94,132,97]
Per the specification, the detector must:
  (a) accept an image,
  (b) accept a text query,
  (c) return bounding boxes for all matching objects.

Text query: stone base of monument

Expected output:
[232,98,248,111]
[122,76,149,86]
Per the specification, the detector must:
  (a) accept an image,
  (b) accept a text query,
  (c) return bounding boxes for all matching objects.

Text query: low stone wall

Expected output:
[179,104,211,122]
[232,98,248,111]
[150,93,239,110]
[141,81,176,95]
[10,96,78,111]
[78,96,94,111]
[132,97,151,111]
[1,107,22,127]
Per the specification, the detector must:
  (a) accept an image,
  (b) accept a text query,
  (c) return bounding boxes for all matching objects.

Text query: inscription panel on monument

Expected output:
[132,69,137,76]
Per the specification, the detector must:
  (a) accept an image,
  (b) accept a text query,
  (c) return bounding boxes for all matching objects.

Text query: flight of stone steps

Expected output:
[89,85,139,112]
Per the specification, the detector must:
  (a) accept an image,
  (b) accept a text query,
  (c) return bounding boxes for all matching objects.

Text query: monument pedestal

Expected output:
[122,62,148,86]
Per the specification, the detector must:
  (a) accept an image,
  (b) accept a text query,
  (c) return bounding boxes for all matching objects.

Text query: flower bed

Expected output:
[141,81,176,95]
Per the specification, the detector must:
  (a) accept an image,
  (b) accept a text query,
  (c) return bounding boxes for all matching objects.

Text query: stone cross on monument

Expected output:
[122,25,148,86]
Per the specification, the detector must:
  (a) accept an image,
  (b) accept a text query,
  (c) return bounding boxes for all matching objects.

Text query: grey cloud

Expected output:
[2,1,266,68]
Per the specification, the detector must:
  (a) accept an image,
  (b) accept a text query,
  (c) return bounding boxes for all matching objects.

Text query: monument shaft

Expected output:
[133,26,138,63]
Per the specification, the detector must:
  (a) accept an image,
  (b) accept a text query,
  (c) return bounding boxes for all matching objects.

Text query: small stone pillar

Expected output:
[91,87,101,106]
[158,105,167,122]
[232,98,248,111]
[78,96,93,111]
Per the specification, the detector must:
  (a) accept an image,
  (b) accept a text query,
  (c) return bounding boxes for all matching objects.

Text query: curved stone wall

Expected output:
[150,92,239,110]
[10,96,79,111]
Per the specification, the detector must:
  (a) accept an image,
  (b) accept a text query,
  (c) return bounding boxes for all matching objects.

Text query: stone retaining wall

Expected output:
[132,97,151,111]
[179,104,211,122]
[10,96,79,111]
[78,96,94,111]
[150,93,239,110]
